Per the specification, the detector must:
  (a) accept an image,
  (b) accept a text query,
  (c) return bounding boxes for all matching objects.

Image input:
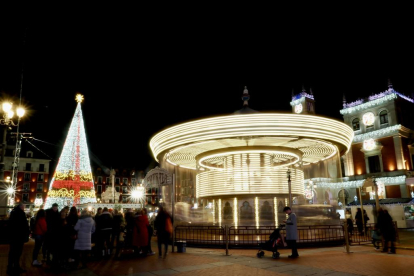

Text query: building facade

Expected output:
[3,142,51,209]
[92,167,145,203]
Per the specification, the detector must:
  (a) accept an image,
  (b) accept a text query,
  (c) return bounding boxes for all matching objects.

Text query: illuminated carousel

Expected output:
[150,87,354,226]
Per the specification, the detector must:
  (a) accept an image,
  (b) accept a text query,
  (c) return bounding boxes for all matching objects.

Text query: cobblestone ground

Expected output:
[1,231,414,276]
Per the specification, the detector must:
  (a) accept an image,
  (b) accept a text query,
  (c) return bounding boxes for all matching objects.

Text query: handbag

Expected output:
[165,217,173,234]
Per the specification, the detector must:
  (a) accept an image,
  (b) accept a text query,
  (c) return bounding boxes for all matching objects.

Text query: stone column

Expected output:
[393,135,405,170]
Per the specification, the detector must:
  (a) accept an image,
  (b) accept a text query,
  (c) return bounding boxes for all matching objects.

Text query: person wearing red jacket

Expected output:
[32,209,47,266]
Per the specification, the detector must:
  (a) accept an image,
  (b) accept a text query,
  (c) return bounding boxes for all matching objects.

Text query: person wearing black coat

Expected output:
[45,203,61,265]
[95,207,113,257]
[377,208,396,254]
[7,203,30,275]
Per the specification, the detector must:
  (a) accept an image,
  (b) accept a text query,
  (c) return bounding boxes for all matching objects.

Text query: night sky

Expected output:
[1,18,414,173]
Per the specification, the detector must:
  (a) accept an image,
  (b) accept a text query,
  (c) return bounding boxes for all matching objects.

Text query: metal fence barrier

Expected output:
[174,225,225,247]
[173,222,399,249]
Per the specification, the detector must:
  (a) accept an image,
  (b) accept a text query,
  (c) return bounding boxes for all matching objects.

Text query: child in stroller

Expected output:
[257,224,287,259]
[371,228,382,250]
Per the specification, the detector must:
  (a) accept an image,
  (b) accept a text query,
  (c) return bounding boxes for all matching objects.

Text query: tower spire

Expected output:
[242,86,250,106]
[388,78,393,90]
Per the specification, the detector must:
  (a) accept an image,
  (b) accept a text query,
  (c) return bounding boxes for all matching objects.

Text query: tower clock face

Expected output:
[294,103,303,113]
[362,112,375,126]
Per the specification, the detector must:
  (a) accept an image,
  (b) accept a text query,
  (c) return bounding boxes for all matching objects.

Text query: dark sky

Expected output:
[1,16,414,173]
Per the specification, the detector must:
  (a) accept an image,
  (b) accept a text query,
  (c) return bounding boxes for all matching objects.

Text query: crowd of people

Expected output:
[6,202,173,275]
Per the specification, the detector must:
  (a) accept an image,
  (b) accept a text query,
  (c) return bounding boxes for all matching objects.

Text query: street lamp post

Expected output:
[287,169,292,207]
[0,102,25,216]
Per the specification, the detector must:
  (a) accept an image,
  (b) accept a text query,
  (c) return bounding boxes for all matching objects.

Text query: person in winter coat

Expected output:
[32,209,47,266]
[45,203,60,264]
[377,208,396,254]
[142,208,155,255]
[95,207,113,257]
[355,208,364,235]
[7,203,30,275]
[74,209,96,268]
[111,209,125,256]
[66,207,79,262]
[283,206,299,258]
[154,206,172,259]
[132,209,149,255]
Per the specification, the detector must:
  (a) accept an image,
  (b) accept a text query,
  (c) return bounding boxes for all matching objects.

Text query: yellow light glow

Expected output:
[274,197,278,226]
[7,110,14,119]
[196,167,304,198]
[285,198,288,219]
[2,102,12,112]
[76,94,84,103]
[218,199,222,227]
[213,199,215,224]
[16,107,25,118]
[234,197,238,228]
[255,197,259,229]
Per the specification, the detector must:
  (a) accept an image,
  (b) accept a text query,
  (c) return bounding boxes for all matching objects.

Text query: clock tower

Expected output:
[290,86,315,115]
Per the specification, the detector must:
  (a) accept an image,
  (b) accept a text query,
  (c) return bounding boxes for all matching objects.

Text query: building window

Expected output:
[115,186,120,192]
[26,151,33,158]
[380,110,389,124]
[24,173,30,181]
[131,178,136,185]
[25,163,32,171]
[36,193,42,199]
[368,155,381,173]
[123,178,128,185]
[39,164,45,172]
[97,185,102,194]
[122,186,128,193]
[22,193,29,202]
[97,176,102,184]
[122,196,128,203]
[106,177,109,184]
[115,177,120,185]
[23,183,30,192]
[37,174,44,182]
[352,118,360,131]
[36,183,43,192]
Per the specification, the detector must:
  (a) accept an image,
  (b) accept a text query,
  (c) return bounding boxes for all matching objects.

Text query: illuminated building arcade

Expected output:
[150,87,354,226]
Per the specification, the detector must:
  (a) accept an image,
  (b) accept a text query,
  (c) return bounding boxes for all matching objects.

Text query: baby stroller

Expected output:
[371,229,382,250]
[257,224,286,259]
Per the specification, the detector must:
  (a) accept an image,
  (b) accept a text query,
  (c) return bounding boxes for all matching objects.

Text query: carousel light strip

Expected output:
[234,197,238,228]
[197,148,302,171]
[274,197,278,226]
[255,197,259,229]
[196,169,305,198]
[353,125,401,142]
[311,175,406,189]
[167,137,337,170]
[151,113,353,162]
[218,199,222,226]
[340,93,398,114]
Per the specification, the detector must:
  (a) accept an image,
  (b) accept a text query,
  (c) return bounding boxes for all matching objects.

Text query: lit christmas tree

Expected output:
[44,94,97,209]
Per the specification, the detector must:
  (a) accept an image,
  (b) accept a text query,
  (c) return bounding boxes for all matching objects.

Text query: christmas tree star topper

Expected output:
[76,94,84,103]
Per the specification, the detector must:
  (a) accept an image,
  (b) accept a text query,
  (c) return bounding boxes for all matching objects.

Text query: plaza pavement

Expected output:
[1,229,414,276]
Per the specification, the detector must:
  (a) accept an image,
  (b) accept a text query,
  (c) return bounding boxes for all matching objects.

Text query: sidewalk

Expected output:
[1,230,414,276]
